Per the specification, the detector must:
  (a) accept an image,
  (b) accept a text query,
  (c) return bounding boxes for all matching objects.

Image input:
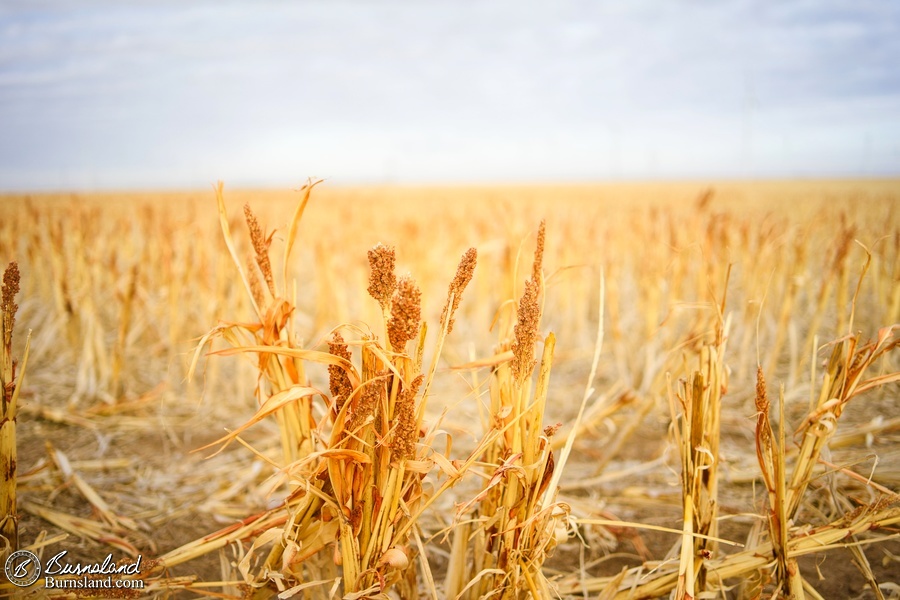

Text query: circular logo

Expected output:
[5,549,41,587]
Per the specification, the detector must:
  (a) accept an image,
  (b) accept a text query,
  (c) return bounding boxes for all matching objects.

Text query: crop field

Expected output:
[1,180,899,599]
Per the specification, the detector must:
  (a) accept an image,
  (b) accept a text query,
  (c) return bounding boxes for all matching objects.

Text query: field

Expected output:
[1,180,899,599]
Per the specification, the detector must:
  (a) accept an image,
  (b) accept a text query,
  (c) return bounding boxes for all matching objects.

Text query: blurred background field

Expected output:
[1,179,899,597]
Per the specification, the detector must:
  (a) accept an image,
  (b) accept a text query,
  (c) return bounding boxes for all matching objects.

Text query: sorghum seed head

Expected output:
[512,278,540,382]
[367,243,397,310]
[244,204,275,296]
[531,219,546,287]
[440,247,477,335]
[387,276,421,352]
[328,332,354,414]
[391,374,423,461]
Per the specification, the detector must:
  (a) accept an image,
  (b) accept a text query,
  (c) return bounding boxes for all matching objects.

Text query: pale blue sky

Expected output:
[1,1,898,190]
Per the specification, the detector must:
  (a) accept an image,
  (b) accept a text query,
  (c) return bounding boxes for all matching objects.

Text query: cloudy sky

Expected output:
[1,1,898,190]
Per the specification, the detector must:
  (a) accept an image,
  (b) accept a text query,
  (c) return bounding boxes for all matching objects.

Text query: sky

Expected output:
[1,1,898,190]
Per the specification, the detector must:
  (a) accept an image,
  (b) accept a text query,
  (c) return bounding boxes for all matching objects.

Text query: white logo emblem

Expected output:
[5,549,42,587]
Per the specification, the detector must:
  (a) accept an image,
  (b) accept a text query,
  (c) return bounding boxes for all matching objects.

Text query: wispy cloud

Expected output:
[1,0,898,189]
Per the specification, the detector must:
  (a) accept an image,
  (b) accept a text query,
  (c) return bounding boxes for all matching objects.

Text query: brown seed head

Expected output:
[350,371,387,432]
[246,253,265,309]
[328,332,354,414]
[531,220,546,287]
[244,204,275,296]
[754,365,775,490]
[367,244,397,309]
[754,365,769,415]
[2,261,20,347]
[440,247,477,334]
[391,374,423,461]
[387,276,421,352]
[512,278,541,381]
[2,262,19,315]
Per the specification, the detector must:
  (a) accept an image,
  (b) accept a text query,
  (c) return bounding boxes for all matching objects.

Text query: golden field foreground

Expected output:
[1,180,899,599]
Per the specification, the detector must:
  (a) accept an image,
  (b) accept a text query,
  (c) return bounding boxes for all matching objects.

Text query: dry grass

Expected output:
[0,180,898,598]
